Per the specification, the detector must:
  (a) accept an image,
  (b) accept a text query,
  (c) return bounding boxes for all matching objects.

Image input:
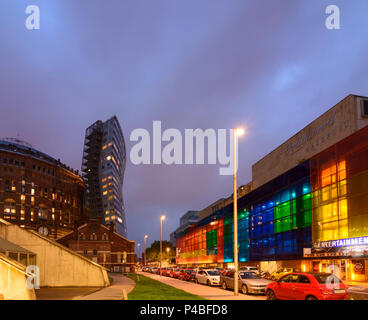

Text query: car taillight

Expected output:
[320,288,334,295]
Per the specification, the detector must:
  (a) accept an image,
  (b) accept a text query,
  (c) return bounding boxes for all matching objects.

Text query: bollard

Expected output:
[122,289,128,300]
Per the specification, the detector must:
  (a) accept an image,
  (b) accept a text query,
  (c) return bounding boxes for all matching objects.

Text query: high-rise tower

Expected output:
[82,116,127,236]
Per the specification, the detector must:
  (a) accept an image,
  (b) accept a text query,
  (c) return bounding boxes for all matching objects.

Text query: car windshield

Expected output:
[313,273,342,284]
[279,268,292,273]
[185,270,193,273]
[240,272,260,279]
[207,270,220,276]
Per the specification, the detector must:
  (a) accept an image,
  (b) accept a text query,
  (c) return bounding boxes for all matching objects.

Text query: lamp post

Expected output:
[160,215,166,277]
[233,127,245,296]
[144,235,148,266]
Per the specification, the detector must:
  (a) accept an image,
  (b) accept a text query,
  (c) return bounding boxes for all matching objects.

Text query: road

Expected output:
[140,272,266,300]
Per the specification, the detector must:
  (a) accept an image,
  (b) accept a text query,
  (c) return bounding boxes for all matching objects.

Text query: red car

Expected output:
[161,268,170,276]
[266,272,348,300]
[170,268,181,278]
[179,269,194,281]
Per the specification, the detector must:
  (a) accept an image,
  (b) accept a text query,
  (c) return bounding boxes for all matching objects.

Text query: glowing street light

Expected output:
[144,235,148,266]
[233,127,245,296]
[160,215,166,277]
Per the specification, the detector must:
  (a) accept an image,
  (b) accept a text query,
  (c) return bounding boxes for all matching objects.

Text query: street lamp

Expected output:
[144,235,148,266]
[233,127,245,296]
[160,215,166,277]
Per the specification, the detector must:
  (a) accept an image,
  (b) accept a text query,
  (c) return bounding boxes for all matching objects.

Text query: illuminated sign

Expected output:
[315,236,368,249]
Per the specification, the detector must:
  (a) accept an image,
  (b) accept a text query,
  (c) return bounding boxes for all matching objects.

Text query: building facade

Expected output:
[175,94,368,282]
[170,210,199,246]
[0,138,85,239]
[82,116,127,237]
[57,220,135,272]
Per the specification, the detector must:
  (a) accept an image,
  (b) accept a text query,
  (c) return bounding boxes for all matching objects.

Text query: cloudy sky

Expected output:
[1,0,368,249]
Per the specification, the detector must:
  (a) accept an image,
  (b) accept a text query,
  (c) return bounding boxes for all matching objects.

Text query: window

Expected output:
[38,205,48,219]
[4,199,16,219]
[298,275,311,284]
[280,274,298,283]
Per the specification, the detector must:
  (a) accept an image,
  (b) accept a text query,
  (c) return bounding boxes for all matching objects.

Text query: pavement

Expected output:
[139,272,265,300]
[35,287,102,300]
[346,282,368,300]
[75,273,135,300]
[36,273,135,300]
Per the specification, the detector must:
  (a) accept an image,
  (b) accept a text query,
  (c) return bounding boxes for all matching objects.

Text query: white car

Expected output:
[239,266,259,273]
[195,269,221,286]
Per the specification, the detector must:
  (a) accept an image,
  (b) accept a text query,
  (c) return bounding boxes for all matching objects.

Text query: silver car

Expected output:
[195,269,221,286]
[221,270,272,295]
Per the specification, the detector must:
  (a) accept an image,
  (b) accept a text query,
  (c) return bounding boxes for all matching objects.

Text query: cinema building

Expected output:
[175,94,368,282]
[0,138,85,239]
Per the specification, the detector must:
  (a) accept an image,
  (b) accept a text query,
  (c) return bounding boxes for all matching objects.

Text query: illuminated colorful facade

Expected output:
[176,94,368,281]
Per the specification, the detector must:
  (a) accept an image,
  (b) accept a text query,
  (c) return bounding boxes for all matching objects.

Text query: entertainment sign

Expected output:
[315,236,368,249]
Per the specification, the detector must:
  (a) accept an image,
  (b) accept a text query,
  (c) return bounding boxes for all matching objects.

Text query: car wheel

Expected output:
[271,276,276,281]
[266,290,277,300]
[306,295,318,300]
[222,282,227,290]
[241,284,248,295]
[207,280,211,286]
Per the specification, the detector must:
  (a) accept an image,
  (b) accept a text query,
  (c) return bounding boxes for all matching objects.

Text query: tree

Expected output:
[146,240,175,263]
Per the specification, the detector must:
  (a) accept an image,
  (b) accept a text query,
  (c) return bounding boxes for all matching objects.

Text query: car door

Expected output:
[277,274,299,300]
[293,274,311,300]
[226,271,234,289]
[197,271,204,283]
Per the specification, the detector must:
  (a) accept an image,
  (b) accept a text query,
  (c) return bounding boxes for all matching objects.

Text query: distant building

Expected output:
[82,116,127,237]
[170,211,199,246]
[0,138,85,239]
[57,220,135,273]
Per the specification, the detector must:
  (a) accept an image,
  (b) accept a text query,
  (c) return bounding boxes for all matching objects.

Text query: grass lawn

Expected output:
[127,274,205,300]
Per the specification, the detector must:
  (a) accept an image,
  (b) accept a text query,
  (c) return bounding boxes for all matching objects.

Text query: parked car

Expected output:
[239,266,259,273]
[270,268,294,280]
[157,267,167,275]
[266,272,348,300]
[150,267,158,274]
[221,270,272,295]
[162,267,172,277]
[195,269,221,286]
[188,270,198,282]
[170,268,181,278]
[179,269,195,281]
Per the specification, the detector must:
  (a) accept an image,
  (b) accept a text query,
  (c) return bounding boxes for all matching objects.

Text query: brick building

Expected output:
[0,138,85,239]
[57,220,135,272]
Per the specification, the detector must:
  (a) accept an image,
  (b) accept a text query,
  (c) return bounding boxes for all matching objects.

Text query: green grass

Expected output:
[127,274,205,300]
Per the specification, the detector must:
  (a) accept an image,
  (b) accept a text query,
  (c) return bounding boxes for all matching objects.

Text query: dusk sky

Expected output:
[1,0,368,249]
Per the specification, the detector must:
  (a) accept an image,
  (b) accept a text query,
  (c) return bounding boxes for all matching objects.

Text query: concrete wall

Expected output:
[0,253,36,300]
[252,95,368,189]
[0,222,109,287]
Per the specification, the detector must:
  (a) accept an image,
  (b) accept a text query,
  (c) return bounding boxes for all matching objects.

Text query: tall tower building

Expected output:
[81,116,127,236]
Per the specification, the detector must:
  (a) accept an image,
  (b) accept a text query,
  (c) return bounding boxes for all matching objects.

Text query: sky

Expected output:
[1,0,368,250]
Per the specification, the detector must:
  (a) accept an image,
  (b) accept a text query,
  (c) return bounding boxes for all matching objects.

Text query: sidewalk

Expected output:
[139,272,265,300]
[75,273,135,300]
